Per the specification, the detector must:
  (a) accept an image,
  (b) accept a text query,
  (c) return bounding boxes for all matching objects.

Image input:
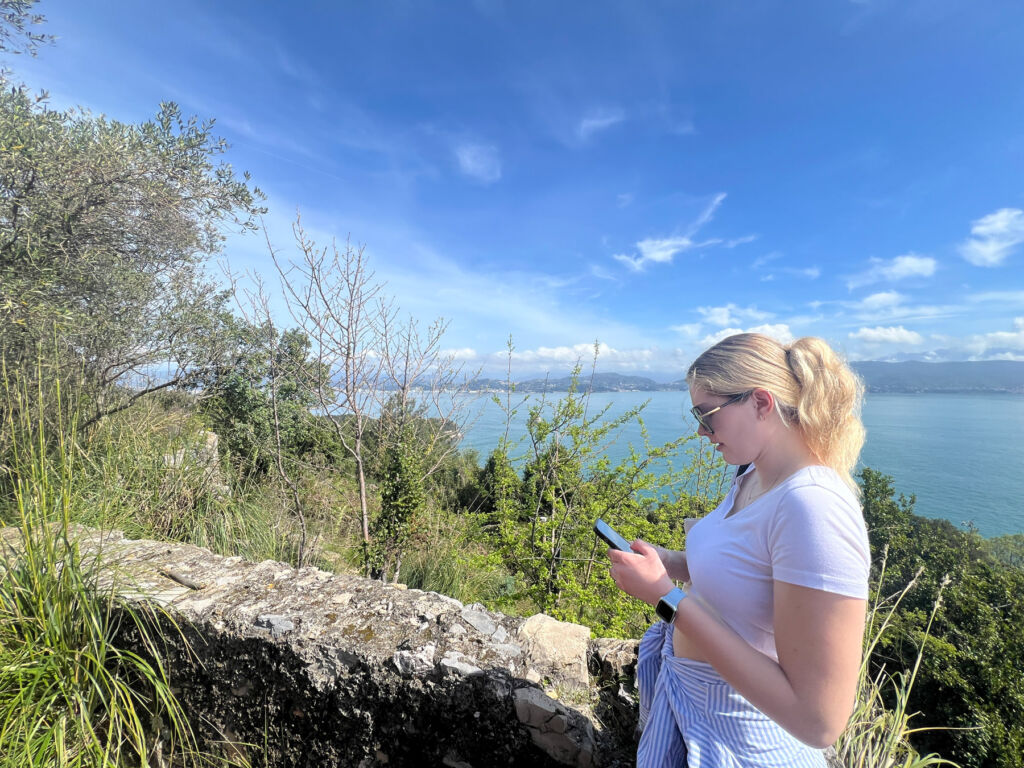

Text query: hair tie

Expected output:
[784,346,802,387]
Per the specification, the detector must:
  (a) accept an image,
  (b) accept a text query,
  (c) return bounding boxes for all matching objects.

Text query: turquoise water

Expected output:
[457,391,1024,538]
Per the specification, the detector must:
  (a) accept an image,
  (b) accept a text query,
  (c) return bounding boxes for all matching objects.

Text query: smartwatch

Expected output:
[655,586,687,624]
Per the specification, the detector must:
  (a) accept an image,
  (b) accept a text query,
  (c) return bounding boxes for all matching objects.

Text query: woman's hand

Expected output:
[607,540,675,606]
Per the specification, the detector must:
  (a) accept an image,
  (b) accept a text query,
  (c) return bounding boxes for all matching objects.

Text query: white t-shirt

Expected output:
[685,464,870,662]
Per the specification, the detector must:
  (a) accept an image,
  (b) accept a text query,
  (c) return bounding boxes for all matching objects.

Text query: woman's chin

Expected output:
[715,444,745,466]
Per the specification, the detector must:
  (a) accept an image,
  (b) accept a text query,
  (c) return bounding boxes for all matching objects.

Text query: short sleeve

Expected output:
[767,482,870,599]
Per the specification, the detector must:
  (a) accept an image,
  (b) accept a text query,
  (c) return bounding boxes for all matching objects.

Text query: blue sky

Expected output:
[12,0,1024,378]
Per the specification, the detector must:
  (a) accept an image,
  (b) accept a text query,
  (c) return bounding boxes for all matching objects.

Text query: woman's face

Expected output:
[689,385,760,465]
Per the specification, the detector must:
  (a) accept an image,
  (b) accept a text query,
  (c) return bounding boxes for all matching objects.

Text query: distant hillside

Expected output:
[467,372,685,393]
[467,361,1024,394]
[851,361,1024,394]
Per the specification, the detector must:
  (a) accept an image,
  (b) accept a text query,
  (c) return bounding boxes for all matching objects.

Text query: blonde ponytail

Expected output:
[687,333,865,493]
[784,337,865,492]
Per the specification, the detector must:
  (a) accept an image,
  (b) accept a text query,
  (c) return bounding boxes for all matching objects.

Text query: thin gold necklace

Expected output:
[743,468,784,506]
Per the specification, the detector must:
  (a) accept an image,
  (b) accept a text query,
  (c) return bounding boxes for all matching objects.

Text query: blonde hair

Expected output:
[687,333,865,492]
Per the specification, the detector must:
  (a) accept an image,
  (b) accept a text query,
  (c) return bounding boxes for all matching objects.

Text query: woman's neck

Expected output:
[750,427,817,490]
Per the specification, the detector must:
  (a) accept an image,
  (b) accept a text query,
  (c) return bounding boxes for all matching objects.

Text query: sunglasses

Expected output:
[690,392,750,435]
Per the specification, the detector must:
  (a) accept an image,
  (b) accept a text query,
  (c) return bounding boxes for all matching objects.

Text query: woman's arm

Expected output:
[650,544,689,582]
[608,541,865,748]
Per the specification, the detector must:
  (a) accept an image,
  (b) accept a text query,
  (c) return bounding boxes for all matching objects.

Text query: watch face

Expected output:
[655,599,675,623]
[656,587,685,623]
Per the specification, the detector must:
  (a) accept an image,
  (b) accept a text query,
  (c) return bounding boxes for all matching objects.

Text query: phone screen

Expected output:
[593,518,633,552]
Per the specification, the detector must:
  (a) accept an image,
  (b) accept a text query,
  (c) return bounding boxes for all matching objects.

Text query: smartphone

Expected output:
[593,518,633,552]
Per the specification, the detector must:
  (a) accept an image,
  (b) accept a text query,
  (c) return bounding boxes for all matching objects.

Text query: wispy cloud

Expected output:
[845,253,937,289]
[725,235,758,248]
[849,325,924,345]
[613,193,729,271]
[577,107,625,141]
[844,291,959,324]
[670,322,703,337]
[959,208,1024,267]
[454,142,502,184]
[750,252,818,281]
[614,236,707,271]
[966,290,1024,305]
[689,192,727,234]
[697,304,772,327]
[788,266,821,279]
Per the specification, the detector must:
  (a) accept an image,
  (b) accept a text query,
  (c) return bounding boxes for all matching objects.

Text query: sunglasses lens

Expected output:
[691,407,709,433]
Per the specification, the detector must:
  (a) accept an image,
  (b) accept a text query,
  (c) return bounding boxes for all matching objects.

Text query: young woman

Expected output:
[607,333,869,767]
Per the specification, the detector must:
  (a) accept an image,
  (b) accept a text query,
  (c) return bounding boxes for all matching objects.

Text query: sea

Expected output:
[455,391,1024,539]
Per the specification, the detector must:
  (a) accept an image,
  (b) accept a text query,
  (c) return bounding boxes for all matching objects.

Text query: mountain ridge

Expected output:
[464,361,1024,394]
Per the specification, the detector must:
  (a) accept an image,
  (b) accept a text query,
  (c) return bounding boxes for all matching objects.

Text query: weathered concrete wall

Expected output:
[5,527,640,767]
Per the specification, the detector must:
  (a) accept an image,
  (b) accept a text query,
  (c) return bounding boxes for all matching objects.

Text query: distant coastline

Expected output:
[464,360,1024,395]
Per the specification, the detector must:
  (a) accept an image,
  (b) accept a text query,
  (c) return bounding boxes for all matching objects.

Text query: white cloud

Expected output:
[699,323,794,347]
[964,317,1024,355]
[506,342,656,369]
[845,253,937,289]
[748,323,795,343]
[858,291,905,310]
[577,108,625,140]
[959,208,1024,267]
[441,347,478,361]
[616,193,633,208]
[613,193,727,271]
[697,304,772,327]
[669,323,702,337]
[614,236,699,271]
[454,142,501,184]
[849,326,924,344]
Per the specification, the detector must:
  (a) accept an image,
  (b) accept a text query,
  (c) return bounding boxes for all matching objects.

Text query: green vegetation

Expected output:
[2,6,1020,766]
[859,469,1024,767]
[0,374,246,768]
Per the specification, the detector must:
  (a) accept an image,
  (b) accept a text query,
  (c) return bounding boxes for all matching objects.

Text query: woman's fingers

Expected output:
[607,540,673,604]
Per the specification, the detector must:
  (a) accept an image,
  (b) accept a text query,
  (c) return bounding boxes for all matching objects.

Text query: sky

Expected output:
[10,0,1024,379]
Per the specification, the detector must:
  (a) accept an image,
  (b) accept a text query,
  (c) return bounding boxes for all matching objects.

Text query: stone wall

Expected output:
[4,526,844,768]
[7,527,638,767]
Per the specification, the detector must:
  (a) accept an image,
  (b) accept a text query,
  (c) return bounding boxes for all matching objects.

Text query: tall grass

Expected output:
[0,368,248,767]
[72,401,291,563]
[836,552,961,768]
[397,506,513,603]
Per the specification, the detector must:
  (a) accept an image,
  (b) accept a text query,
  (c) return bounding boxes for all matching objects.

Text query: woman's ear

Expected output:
[751,388,775,420]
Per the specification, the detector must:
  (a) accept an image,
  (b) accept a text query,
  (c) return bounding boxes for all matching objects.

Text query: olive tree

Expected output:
[0,86,265,427]
[0,0,51,58]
